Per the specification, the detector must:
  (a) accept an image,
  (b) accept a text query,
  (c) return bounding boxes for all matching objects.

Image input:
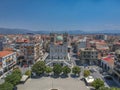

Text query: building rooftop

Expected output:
[0,51,14,58]
[102,55,114,66]
[115,49,120,55]
[56,36,63,41]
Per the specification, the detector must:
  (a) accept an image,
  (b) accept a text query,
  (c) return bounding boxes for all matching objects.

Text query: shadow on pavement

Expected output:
[60,74,69,78]
[50,74,60,79]
[70,74,80,78]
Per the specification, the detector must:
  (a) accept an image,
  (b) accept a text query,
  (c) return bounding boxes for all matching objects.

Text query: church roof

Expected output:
[56,36,63,41]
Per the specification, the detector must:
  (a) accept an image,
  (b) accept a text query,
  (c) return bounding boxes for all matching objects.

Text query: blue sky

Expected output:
[0,0,120,31]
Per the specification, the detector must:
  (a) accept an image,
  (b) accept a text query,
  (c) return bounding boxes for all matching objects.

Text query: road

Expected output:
[89,66,120,88]
[70,48,80,66]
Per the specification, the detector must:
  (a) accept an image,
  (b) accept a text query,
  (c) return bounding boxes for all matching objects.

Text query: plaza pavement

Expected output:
[17,76,91,90]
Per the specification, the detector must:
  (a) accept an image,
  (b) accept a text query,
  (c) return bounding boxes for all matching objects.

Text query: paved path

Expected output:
[17,77,90,90]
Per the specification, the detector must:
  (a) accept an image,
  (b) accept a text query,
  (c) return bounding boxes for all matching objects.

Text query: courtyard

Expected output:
[17,76,91,90]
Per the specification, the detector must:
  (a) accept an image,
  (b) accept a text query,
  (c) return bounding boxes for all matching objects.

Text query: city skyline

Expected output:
[0,0,120,31]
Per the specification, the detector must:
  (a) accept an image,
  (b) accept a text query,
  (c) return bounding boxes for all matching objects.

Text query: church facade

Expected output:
[46,33,72,67]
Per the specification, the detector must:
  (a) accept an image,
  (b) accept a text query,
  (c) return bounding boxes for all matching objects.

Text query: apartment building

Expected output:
[79,48,98,65]
[112,49,120,83]
[0,51,16,75]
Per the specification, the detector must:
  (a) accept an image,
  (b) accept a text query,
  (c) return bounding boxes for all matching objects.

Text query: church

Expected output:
[46,33,72,67]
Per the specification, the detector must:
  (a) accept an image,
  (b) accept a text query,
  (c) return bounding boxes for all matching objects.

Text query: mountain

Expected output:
[0,27,120,34]
[35,30,85,34]
[0,28,33,34]
[90,30,120,34]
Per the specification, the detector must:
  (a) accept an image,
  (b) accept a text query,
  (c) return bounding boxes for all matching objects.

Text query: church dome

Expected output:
[115,49,120,55]
[56,36,63,41]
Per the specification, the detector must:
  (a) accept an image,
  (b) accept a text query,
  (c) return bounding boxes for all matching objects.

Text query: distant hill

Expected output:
[0,28,85,34]
[0,27,120,34]
[0,28,34,34]
[35,30,85,34]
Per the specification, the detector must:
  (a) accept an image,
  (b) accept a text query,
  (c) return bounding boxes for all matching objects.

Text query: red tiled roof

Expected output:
[16,39,30,43]
[0,51,13,58]
[3,48,14,51]
[102,55,114,66]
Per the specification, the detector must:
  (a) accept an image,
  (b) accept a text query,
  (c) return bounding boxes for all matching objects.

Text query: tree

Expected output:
[92,78,104,90]
[84,70,90,77]
[25,70,31,77]
[0,82,13,90]
[53,64,62,76]
[12,68,22,77]
[72,66,81,76]
[98,87,120,90]
[98,86,109,90]
[62,66,71,76]
[110,87,120,90]
[45,66,52,75]
[5,73,21,86]
[32,61,46,75]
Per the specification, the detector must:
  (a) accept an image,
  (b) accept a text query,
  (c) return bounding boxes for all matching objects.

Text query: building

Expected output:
[112,49,120,83]
[95,34,107,40]
[112,41,120,52]
[15,35,44,66]
[46,33,72,67]
[100,55,114,72]
[79,48,98,65]
[76,37,87,53]
[0,41,3,51]
[20,41,43,65]
[0,51,16,75]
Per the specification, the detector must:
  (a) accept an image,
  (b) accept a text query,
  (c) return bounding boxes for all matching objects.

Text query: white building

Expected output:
[0,51,16,75]
[77,37,87,52]
[46,33,72,67]
[100,55,114,72]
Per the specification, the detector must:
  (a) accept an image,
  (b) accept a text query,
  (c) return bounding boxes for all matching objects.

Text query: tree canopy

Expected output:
[53,64,62,75]
[0,82,13,90]
[32,61,46,75]
[72,66,81,75]
[84,70,90,77]
[5,73,21,86]
[5,68,22,86]
[45,66,52,74]
[92,78,104,90]
[98,87,120,90]
[62,66,71,76]
[25,70,31,77]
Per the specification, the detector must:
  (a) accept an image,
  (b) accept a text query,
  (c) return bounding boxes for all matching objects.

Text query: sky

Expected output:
[0,0,120,31]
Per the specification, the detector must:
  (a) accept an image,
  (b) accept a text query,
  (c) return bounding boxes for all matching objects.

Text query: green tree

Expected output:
[92,78,104,90]
[45,66,52,75]
[25,70,31,77]
[32,61,46,75]
[5,73,21,86]
[12,68,22,77]
[110,87,120,90]
[84,70,90,77]
[98,86,109,90]
[0,82,13,90]
[53,64,62,76]
[98,87,120,90]
[62,66,71,76]
[72,66,81,76]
